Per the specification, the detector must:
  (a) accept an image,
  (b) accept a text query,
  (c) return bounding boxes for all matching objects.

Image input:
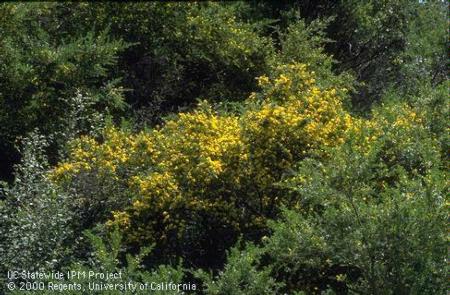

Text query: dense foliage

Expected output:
[0,1,447,294]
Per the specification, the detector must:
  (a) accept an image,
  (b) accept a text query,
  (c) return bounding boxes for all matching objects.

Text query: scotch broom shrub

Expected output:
[51,63,353,267]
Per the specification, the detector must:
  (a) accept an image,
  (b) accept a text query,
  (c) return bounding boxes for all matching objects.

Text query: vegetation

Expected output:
[0,1,447,294]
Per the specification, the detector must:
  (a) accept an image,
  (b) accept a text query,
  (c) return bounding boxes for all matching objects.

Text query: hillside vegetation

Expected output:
[0,2,447,294]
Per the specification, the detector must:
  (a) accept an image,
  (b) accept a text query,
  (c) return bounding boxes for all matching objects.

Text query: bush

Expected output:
[0,3,128,180]
[5,228,187,295]
[263,171,447,293]
[0,132,74,289]
[195,99,448,294]
[259,102,447,293]
[195,244,280,295]
[50,63,354,267]
[62,2,274,120]
[276,17,355,96]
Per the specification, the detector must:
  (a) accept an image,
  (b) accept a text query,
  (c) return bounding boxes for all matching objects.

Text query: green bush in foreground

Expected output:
[6,229,185,295]
[0,132,74,280]
[204,101,447,294]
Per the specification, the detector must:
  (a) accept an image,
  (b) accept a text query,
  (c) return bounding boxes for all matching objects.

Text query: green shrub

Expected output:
[0,132,74,289]
[258,102,447,293]
[0,3,128,180]
[195,244,280,295]
[5,228,187,295]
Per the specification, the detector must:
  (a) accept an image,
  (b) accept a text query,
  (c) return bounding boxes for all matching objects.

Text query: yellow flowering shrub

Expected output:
[51,63,356,259]
[119,108,246,248]
[361,102,438,176]
[345,102,428,152]
[237,64,354,220]
[52,128,133,182]
[243,64,352,164]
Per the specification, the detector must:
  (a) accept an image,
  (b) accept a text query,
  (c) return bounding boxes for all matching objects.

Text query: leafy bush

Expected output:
[62,2,274,120]
[0,132,74,287]
[397,1,448,91]
[276,17,355,96]
[407,82,449,163]
[6,228,186,295]
[195,244,280,295]
[248,102,447,293]
[191,100,448,294]
[0,3,128,180]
